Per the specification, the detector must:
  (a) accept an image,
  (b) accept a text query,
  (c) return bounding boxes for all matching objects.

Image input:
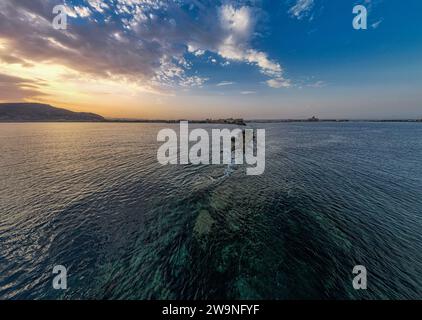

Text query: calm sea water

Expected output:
[0,122,421,299]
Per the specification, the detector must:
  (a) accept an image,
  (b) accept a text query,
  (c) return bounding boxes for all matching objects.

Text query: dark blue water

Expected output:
[0,122,421,299]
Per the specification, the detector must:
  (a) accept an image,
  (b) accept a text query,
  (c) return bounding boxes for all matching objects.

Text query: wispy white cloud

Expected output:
[241,91,256,95]
[216,5,286,85]
[307,80,326,88]
[266,78,291,88]
[216,81,235,86]
[288,0,314,21]
[371,19,383,29]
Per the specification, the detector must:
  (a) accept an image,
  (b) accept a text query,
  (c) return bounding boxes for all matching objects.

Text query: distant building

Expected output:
[308,116,320,122]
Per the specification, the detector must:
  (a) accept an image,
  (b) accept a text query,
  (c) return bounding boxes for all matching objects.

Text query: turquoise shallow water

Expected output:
[0,122,421,299]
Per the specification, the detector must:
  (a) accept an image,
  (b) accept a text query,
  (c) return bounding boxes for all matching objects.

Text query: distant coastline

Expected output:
[0,103,421,123]
[2,118,421,124]
[109,117,422,123]
[247,118,422,123]
[0,103,105,122]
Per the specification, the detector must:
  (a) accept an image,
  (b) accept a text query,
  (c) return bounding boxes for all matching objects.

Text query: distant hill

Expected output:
[0,103,105,122]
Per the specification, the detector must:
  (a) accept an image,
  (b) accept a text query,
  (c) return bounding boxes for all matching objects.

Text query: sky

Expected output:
[0,0,421,119]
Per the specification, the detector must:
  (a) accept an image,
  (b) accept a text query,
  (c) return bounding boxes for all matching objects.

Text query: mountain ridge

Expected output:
[0,103,105,122]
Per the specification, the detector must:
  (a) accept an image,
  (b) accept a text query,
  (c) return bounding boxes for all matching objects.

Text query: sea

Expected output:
[0,122,421,299]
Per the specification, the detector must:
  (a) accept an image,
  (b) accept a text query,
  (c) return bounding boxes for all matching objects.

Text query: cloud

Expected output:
[216,81,235,86]
[215,5,286,82]
[371,19,383,29]
[74,6,92,18]
[87,0,109,13]
[266,78,291,88]
[0,53,33,67]
[288,0,314,20]
[0,73,47,101]
[63,5,92,18]
[241,91,255,95]
[0,0,289,97]
[187,45,205,56]
[307,80,326,88]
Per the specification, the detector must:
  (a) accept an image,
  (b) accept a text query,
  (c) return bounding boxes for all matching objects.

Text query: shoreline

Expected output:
[0,119,421,124]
